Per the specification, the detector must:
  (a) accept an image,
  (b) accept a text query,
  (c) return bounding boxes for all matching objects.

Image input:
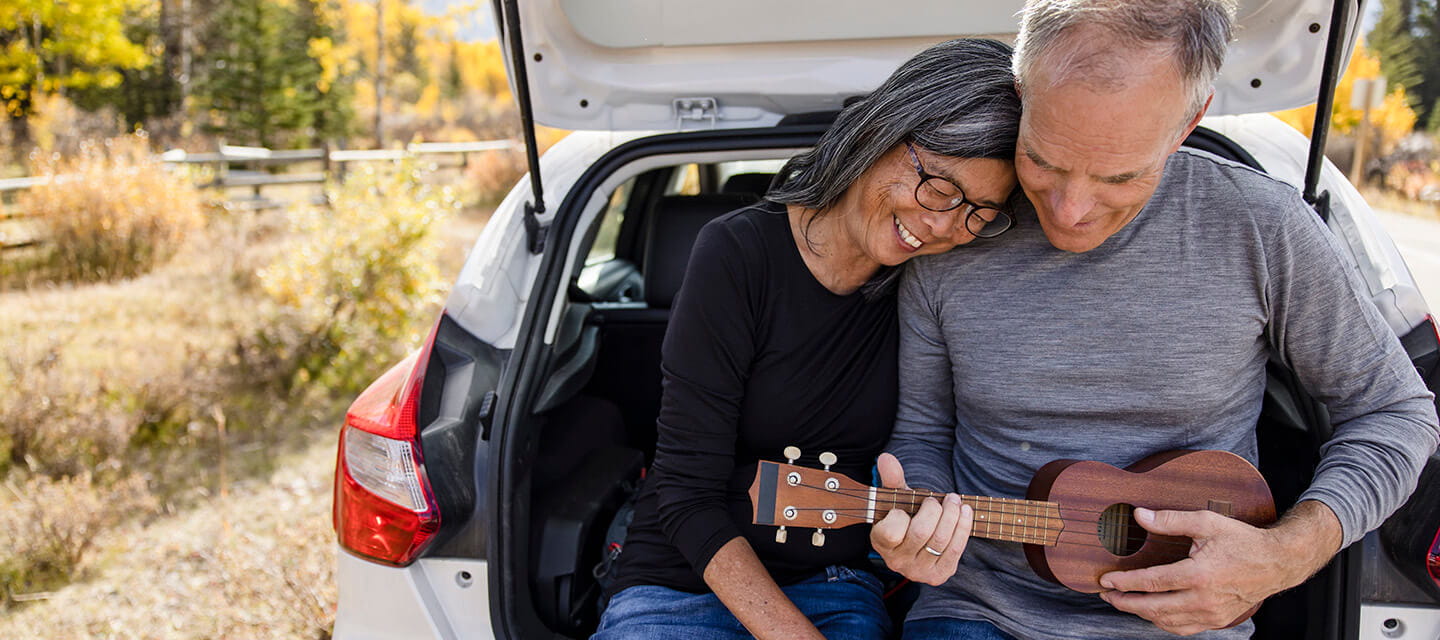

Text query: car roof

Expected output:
[496,0,1359,131]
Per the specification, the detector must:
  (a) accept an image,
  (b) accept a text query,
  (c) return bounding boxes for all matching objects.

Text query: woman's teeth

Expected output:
[895,216,923,249]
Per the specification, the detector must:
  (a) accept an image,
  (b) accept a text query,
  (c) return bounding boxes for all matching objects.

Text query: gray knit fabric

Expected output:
[888,149,1440,640]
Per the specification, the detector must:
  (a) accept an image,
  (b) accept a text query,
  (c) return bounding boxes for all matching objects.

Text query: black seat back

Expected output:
[642,194,761,309]
[587,193,760,457]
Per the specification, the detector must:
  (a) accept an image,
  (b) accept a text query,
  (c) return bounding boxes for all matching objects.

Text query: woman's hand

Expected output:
[869,453,974,586]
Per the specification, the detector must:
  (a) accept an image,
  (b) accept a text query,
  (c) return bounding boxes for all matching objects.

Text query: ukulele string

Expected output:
[788,507,1196,552]
[829,483,1222,518]
[788,483,1198,551]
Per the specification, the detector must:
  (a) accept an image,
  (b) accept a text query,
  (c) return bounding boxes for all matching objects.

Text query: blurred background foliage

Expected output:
[0,0,516,163]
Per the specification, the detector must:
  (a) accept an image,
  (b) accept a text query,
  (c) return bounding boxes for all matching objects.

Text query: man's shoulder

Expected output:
[1162,149,1311,220]
[1169,148,1302,194]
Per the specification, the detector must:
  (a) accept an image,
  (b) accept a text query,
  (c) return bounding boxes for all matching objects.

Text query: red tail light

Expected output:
[333,330,441,566]
[1429,525,1440,588]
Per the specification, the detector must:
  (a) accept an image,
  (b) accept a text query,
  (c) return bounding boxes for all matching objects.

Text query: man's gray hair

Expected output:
[1013,0,1236,118]
[768,38,1021,297]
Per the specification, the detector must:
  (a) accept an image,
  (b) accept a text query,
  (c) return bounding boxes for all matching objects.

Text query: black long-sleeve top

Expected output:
[606,201,898,596]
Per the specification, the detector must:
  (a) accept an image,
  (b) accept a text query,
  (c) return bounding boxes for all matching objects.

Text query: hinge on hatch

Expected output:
[674,97,720,129]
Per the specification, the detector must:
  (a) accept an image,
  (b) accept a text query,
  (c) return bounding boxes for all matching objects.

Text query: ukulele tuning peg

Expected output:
[819,452,837,471]
[775,526,788,544]
[784,446,802,464]
[811,529,825,547]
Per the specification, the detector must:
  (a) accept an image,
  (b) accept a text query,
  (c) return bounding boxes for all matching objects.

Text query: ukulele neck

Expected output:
[875,488,1062,547]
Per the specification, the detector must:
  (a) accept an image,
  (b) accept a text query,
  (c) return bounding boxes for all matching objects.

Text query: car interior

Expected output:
[517,133,1337,639]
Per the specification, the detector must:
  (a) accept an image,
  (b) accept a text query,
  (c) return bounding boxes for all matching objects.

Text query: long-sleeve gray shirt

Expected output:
[888,149,1439,640]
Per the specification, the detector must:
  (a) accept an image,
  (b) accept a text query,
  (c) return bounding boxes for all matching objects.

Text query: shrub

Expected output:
[239,160,456,394]
[20,134,205,282]
[464,146,528,206]
[0,471,156,604]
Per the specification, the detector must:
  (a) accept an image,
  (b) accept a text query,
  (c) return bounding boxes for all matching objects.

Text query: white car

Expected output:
[330,0,1440,638]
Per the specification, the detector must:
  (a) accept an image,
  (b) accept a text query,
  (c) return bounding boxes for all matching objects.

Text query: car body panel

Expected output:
[1357,603,1440,640]
[445,131,642,348]
[333,552,493,639]
[499,0,1362,131]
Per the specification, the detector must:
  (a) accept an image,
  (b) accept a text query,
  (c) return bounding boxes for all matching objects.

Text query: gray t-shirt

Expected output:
[888,149,1440,639]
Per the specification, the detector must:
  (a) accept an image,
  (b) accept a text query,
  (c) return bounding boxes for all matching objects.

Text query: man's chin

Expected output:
[1039,226,1105,253]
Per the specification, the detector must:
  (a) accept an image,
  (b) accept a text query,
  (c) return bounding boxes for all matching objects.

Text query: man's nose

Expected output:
[1047,178,1095,227]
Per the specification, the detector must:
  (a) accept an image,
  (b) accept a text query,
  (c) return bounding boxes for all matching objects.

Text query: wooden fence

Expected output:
[0,140,517,252]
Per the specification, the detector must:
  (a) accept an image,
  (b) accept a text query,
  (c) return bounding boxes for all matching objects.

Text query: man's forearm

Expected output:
[1264,499,1344,591]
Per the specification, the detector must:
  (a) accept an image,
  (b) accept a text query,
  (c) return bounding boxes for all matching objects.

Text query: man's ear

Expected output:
[1169,90,1214,154]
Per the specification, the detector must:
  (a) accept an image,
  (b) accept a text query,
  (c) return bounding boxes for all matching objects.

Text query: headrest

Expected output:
[643,194,759,309]
[720,173,776,198]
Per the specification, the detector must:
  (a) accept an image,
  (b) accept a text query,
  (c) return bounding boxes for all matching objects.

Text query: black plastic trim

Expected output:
[1377,319,1440,602]
[1183,126,1265,172]
[419,313,507,559]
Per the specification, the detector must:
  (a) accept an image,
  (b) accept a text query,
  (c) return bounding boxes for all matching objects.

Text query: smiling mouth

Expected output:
[895,216,924,250]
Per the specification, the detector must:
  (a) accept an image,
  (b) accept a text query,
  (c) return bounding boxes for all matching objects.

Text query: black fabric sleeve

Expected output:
[650,220,762,577]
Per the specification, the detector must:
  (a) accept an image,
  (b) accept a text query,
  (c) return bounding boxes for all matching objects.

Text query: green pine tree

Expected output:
[295,0,355,145]
[1370,0,1422,94]
[443,41,464,101]
[195,0,317,147]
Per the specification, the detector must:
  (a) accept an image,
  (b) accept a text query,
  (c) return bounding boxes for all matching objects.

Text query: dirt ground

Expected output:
[0,208,492,639]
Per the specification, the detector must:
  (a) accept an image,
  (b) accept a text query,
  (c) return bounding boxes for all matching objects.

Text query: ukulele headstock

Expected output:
[749,448,871,546]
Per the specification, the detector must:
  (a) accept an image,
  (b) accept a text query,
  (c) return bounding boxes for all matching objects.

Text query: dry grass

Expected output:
[0,427,341,639]
[0,157,489,635]
[19,136,206,283]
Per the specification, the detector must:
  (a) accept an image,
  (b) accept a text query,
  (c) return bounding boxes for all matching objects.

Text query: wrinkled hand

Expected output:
[1097,507,1321,636]
[869,453,973,586]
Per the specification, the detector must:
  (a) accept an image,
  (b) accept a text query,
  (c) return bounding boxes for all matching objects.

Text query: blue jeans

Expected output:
[902,617,1016,640]
[592,565,890,640]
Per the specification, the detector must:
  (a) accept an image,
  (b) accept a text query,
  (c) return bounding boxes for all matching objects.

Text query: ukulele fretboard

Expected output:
[870,488,1063,546]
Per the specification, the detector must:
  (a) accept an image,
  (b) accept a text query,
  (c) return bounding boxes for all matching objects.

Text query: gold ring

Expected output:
[924,546,943,557]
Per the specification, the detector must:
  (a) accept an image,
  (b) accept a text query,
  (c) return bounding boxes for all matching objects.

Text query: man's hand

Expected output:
[1097,501,1342,636]
[869,453,974,586]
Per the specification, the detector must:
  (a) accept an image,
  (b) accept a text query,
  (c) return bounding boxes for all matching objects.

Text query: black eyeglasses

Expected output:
[905,142,1014,239]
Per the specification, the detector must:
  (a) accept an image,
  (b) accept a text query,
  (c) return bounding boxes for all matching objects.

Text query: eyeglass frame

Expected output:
[904,141,1015,239]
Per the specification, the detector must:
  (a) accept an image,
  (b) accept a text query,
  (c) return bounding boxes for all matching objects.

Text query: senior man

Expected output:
[871,1,1440,638]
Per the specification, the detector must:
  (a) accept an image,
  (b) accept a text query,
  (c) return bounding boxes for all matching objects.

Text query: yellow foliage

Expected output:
[413,82,442,117]
[1273,38,1417,148]
[456,39,512,101]
[253,160,457,389]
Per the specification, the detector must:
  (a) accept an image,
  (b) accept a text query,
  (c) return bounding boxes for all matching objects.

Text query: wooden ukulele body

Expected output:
[1023,449,1276,593]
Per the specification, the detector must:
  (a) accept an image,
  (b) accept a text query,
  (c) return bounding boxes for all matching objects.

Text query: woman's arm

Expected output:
[704,538,826,640]
[651,219,820,632]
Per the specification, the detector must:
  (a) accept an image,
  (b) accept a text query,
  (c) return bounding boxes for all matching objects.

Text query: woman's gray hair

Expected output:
[1013,0,1236,119]
[767,38,1021,298]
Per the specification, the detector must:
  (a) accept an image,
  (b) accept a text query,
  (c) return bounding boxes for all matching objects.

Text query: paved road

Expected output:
[1373,209,1440,316]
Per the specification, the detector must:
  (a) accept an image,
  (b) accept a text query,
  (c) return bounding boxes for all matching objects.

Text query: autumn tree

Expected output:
[1273,38,1418,147]
[0,0,150,147]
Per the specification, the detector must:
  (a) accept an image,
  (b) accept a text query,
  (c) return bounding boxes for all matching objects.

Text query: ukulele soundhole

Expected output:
[1097,503,1145,556]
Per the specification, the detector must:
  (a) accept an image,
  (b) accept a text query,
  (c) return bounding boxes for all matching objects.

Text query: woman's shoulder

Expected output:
[693,200,789,263]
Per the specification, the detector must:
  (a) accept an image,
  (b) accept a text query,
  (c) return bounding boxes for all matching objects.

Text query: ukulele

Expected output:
[749,447,1276,596]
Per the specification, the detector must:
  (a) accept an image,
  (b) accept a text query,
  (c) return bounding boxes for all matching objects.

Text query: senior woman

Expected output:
[592,38,1021,640]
